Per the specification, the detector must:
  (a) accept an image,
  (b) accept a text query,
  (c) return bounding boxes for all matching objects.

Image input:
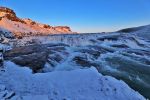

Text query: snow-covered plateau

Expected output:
[0,24,150,100]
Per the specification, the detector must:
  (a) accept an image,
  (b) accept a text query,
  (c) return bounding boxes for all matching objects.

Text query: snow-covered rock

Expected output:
[0,7,74,38]
[4,43,69,72]
[0,61,145,100]
[119,24,150,40]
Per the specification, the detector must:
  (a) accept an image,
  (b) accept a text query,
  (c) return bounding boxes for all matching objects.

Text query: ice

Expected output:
[0,85,5,92]
[22,95,49,100]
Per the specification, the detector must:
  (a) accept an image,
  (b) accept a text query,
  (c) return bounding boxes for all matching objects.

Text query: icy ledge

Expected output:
[0,61,145,100]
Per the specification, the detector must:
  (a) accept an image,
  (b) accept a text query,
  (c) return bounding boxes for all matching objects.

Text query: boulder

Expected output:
[4,43,69,72]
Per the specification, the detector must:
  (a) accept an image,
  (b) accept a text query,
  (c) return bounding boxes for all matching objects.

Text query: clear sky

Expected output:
[0,0,150,33]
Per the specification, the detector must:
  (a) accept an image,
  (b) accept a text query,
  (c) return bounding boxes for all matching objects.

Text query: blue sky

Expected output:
[0,0,150,33]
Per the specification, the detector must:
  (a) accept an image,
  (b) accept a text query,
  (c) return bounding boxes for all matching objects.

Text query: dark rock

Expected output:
[111,44,129,48]
[118,28,138,33]
[118,26,143,33]
[97,34,120,41]
[77,49,101,59]
[4,43,68,72]
[72,55,102,72]
[12,52,48,73]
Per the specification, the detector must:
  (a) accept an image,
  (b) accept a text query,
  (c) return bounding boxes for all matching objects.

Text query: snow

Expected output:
[11,33,106,47]
[0,26,14,38]
[0,17,73,36]
[11,31,149,49]
[22,95,49,100]
[0,61,145,100]
[124,39,142,49]
[132,25,150,40]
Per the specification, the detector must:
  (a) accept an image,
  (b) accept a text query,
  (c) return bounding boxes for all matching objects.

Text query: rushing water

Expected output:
[98,51,150,99]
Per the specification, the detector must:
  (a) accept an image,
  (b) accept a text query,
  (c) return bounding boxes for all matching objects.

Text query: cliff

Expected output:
[0,7,74,38]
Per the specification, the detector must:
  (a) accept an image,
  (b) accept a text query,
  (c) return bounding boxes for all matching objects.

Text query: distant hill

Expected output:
[118,25,150,39]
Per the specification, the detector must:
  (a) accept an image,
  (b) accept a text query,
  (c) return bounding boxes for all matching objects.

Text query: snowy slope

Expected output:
[119,24,150,40]
[0,18,73,37]
[0,18,61,34]
[0,61,145,100]
[0,7,74,38]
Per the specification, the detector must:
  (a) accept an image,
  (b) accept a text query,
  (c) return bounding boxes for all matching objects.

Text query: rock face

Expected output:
[0,7,74,38]
[0,7,16,18]
[0,7,25,23]
[4,43,69,72]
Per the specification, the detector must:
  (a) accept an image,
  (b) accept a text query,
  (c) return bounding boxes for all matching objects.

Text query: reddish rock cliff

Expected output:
[0,7,74,38]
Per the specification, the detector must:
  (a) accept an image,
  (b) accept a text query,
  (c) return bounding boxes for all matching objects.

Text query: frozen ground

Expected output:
[0,61,145,100]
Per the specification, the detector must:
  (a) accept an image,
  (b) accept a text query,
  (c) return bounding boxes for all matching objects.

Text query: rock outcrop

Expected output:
[4,43,69,72]
[0,7,74,38]
[54,26,72,33]
[0,7,25,23]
